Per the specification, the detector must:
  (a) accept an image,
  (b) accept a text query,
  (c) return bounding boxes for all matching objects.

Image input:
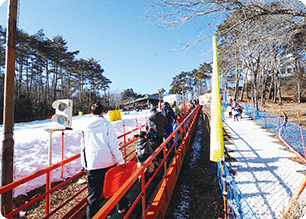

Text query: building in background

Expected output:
[163,94,183,106]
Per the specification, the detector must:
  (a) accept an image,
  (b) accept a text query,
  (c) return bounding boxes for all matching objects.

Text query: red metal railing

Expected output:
[0,117,146,218]
[0,107,201,219]
[0,154,83,218]
[93,105,201,219]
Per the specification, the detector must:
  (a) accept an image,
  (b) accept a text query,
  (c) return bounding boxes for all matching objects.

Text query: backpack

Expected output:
[136,138,153,162]
[162,106,172,123]
[147,129,159,151]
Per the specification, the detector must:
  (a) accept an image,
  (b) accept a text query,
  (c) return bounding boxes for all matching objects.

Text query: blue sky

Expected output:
[0,0,216,95]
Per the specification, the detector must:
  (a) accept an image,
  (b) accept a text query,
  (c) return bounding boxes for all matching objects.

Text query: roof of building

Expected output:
[123,94,160,106]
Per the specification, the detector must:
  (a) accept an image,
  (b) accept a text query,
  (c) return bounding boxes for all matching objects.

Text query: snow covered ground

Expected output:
[0,110,149,198]
[224,113,306,219]
[1,107,306,218]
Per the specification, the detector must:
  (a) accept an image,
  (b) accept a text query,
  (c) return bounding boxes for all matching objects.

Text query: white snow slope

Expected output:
[0,110,149,198]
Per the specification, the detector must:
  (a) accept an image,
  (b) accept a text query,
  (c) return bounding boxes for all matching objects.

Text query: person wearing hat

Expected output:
[135,131,155,174]
[148,107,168,147]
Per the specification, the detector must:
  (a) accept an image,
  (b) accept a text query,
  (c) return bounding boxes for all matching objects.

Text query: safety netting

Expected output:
[217,161,258,219]
[245,104,306,158]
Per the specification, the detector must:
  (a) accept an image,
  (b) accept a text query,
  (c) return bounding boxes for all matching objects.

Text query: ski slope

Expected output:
[0,110,149,197]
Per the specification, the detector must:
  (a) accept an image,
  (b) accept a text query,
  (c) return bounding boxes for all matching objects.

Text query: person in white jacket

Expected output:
[81,102,130,218]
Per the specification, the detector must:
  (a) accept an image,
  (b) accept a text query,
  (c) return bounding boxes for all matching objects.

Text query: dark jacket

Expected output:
[136,138,153,162]
[147,128,160,151]
[148,111,168,137]
[161,104,177,128]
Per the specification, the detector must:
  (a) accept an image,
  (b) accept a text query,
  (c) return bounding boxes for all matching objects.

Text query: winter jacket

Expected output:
[81,114,124,171]
[148,111,168,137]
[136,138,153,162]
[147,128,160,151]
[161,105,177,129]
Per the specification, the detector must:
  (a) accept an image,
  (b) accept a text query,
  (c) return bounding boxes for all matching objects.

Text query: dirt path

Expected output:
[165,110,224,218]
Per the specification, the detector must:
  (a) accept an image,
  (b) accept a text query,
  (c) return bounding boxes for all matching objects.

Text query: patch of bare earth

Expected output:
[234,90,306,128]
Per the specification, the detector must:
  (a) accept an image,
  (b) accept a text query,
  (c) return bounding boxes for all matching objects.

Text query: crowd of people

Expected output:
[80,100,197,218]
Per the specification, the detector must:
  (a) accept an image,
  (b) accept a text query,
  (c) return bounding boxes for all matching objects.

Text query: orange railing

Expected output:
[93,104,201,219]
[0,106,200,219]
[0,117,146,218]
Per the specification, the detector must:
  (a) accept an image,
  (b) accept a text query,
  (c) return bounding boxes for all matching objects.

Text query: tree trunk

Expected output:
[277,69,282,105]
[240,71,246,101]
[261,71,267,106]
[245,71,249,99]
[67,72,71,99]
[268,74,274,101]
[297,79,301,103]
[79,71,84,111]
[251,81,254,106]
[253,71,259,110]
[296,60,301,103]
[26,57,30,98]
[29,59,34,98]
[273,71,277,103]
[89,84,92,104]
[52,65,58,101]
[45,60,49,103]
[17,56,23,98]
[234,64,239,100]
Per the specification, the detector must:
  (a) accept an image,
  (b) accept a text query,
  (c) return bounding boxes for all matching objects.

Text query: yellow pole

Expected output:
[210,35,224,162]
[210,35,227,218]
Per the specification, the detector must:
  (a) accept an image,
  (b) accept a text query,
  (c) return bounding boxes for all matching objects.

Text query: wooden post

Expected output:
[297,110,302,125]
[1,0,18,216]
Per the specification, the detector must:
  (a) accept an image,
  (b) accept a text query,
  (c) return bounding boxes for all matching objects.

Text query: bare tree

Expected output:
[109,90,123,110]
[147,0,306,106]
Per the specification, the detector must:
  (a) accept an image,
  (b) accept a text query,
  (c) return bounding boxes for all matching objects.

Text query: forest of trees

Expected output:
[168,62,212,100]
[146,0,306,109]
[217,1,306,109]
[2,0,306,121]
[0,24,209,122]
[0,27,113,121]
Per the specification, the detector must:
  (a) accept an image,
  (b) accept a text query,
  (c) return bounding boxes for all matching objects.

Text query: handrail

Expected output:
[0,108,201,219]
[119,123,146,163]
[93,105,201,219]
[0,153,81,195]
[0,117,146,218]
